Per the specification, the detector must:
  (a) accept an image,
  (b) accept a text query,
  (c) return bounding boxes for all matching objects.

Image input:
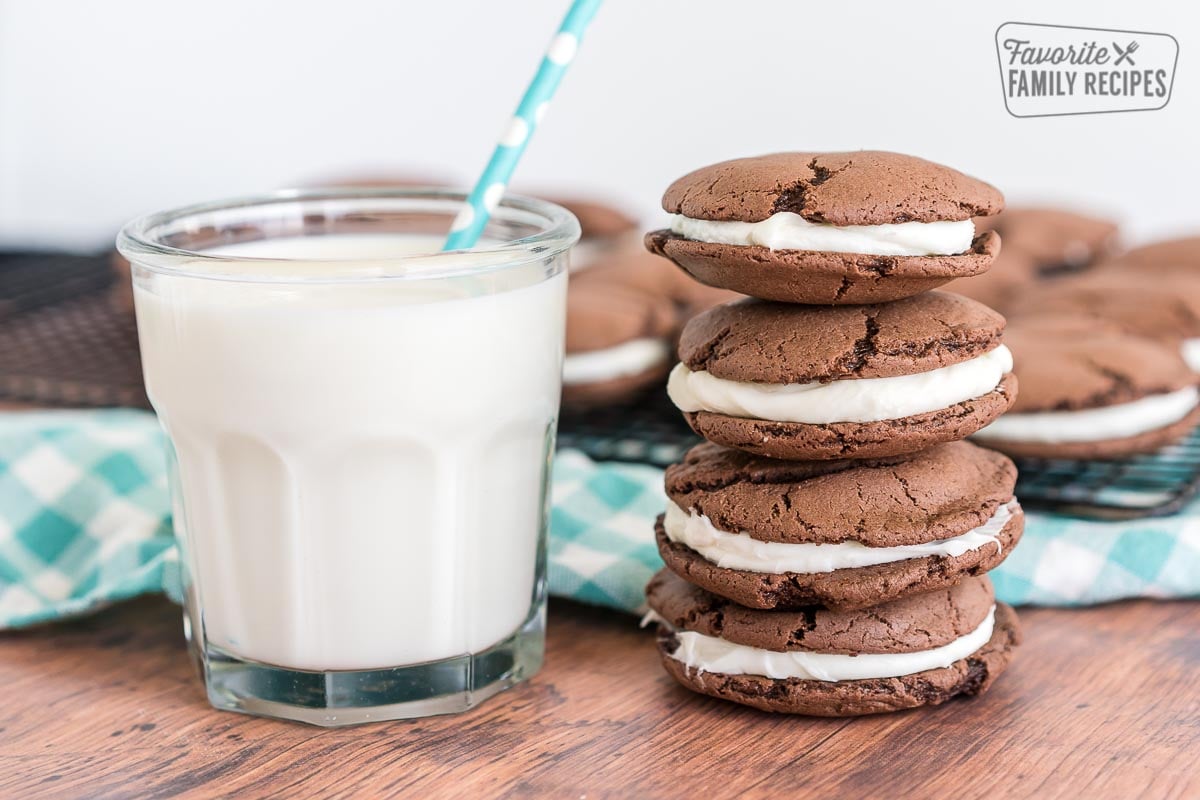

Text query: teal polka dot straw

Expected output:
[443,0,604,251]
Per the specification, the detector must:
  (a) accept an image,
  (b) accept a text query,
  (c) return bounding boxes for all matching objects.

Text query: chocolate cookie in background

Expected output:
[942,245,1037,315]
[673,279,744,321]
[667,292,1017,460]
[572,245,743,317]
[973,315,1200,459]
[562,281,677,407]
[975,207,1119,277]
[561,245,740,408]
[571,246,688,302]
[1008,272,1200,372]
[656,440,1023,611]
[541,195,641,271]
[646,151,1003,304]
[645,570,1019,717]
[1097,235,1200,275]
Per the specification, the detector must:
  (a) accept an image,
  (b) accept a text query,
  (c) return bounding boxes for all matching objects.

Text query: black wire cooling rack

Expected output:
[5,249,1200,519]
[558,387,699,468]
[0,250,148,408]
[1008,430,1200,519]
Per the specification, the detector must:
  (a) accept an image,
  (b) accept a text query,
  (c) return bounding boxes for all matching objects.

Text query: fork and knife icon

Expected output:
[1113,40,1139,66]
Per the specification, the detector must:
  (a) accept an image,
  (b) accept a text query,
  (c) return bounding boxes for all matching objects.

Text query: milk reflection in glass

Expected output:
[135,235,566,671]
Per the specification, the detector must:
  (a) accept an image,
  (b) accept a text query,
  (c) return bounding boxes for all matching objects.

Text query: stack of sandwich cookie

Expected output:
[641,150,1023,716]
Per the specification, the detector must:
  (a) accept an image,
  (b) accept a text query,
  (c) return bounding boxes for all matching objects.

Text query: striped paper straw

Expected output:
[442,0,603,251]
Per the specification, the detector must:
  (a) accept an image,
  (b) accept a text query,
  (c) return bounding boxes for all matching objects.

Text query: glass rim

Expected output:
[116,187,581,284]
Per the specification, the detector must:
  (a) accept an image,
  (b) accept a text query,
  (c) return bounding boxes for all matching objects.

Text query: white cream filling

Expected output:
[668,606,996,682]
[667,345,1012,425]
[1182,339,1200,373]
[975,386,1200,445]
[563,338,670,385]
[669,212,975,256]
[664,499,1015,574]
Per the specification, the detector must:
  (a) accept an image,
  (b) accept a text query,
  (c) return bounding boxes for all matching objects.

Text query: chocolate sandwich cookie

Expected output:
[548,196,639,242]
[674,280,745,321]
[646,151,1003,304]
[1011,272,1200,372]
[570,241,737,315]
[574,246,743,316]
[973,317,1200,459]
[944,246,1037,314]
[572,247,691,300]
[645,570,1020,716]
[1101,236,1200,273]
[668,292,1017,460]
[976,207,1118,276]
[563,282,676,406]
[656,440,1022,611]
[545,195,640,271]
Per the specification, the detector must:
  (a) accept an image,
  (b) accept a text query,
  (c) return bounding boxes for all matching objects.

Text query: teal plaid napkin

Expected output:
[2,409,1197,629]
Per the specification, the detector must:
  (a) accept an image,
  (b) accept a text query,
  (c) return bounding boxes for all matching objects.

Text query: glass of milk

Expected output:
[118,188,578,725]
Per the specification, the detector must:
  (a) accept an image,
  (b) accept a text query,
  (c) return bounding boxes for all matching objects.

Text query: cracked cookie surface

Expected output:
[678,293,1006,383]
[1001,319,1196,413]
[664,440,1017,546]
[660,151,1003,225]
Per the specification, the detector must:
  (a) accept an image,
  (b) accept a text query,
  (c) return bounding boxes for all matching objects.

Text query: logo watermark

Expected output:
[996,22,1178,118]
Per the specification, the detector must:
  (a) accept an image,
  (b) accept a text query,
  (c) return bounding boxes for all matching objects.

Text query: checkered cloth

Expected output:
[2,410,1197,628]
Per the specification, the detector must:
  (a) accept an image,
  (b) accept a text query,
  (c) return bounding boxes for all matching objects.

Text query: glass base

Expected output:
[193,603,546,727]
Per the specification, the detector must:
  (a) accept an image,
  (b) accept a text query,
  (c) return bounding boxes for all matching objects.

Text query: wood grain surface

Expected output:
[1,597,1197,799]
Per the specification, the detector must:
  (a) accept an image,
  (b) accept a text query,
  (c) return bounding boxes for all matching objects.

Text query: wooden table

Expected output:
[1,597,1197,799]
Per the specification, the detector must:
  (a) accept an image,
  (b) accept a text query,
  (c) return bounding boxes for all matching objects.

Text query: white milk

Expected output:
[135,235,566,671]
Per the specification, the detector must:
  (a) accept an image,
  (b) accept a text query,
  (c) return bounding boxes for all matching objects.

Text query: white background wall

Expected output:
[1,0,1195,249]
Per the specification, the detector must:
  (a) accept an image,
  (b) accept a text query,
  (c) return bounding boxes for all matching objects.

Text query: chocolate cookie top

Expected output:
[545,196,639,241]
[976,207,1118,270]
[569,246,743,324]
[1012,273,1200,342]
[665,440,1016,546]
[1104,236,1200,270]
[944,246,1037,312]
[646,569,995,655]
[678,292,1007,384]
[566,283,676,353]
[1002,316,1196,413]
[572,247,684,297]
[662,151,1004,226]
